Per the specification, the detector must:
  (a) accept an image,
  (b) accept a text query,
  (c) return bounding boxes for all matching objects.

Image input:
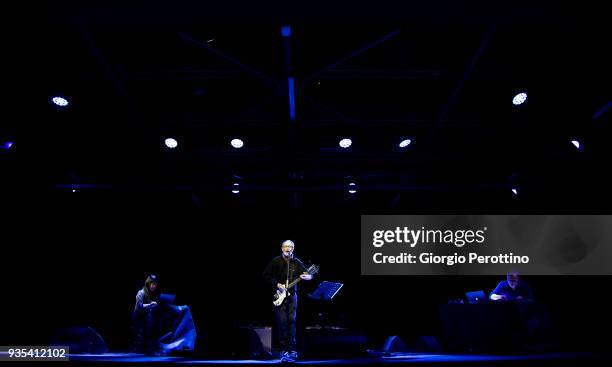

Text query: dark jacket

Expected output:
[491,280,534,300]
[263,255,308,292]
[134,275,160,312]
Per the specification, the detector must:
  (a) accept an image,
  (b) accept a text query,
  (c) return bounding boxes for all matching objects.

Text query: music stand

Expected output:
[308,281,343,330]
[309,281,343,301]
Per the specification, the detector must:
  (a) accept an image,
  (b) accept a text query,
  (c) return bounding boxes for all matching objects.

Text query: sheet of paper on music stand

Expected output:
[309,281,343,301]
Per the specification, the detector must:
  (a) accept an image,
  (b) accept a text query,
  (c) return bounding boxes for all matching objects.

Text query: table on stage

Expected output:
[439,300,550,353]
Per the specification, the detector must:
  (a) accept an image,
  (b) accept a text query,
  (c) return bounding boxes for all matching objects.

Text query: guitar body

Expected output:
[273,288,291,306]
[272,264,319,307]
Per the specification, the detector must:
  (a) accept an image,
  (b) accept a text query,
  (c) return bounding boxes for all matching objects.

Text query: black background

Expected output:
[2,193,610,353]
[1,0,610,357]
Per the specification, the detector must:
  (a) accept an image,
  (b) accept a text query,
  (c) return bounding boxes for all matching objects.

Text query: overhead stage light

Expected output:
[51,96,69,107]
[512,92,527,106]
[348,182,357,194]
[231,138,244,149]
[164,137,178,149]
[398,138,412,148]
[339,138,352,149]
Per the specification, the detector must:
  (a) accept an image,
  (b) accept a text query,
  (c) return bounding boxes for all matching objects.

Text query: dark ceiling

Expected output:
[3,1,610,210]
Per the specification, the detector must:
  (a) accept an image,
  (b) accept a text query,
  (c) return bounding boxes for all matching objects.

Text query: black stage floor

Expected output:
[4,352,608,366]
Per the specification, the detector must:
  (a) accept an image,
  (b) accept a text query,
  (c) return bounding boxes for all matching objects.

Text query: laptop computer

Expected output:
[159,293,176,304]
[465,290,487,304]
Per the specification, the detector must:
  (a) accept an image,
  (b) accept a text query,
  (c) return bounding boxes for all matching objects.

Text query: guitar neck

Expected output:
[284,265,317,290]
[286,277,302,290]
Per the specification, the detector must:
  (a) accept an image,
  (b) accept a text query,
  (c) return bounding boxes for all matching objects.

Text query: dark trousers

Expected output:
[133,307,161,353]
[274,294,298,352]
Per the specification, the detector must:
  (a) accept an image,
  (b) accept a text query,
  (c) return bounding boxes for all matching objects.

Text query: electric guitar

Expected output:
[273,264,319,307]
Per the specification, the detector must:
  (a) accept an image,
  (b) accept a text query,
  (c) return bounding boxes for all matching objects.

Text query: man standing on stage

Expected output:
[263,240,313,360]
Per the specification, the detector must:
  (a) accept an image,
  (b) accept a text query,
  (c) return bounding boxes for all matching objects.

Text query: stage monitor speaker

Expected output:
[50,326,108,354]
[413,335,443,353]
[382,335,409,353]
[301,327,367,358]
[211,327,273,359]
[241,326,272,358]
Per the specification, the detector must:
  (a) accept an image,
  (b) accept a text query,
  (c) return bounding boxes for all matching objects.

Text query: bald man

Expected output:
[263,240,312,360]
[490,271,534,301]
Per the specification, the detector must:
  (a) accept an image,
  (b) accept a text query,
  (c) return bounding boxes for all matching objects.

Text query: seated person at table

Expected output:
[490,271,533,301]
